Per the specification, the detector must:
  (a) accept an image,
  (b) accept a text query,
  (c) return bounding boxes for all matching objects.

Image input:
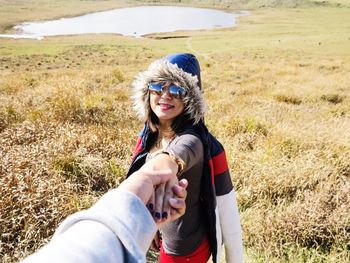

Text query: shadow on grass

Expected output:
[146,250,159,263]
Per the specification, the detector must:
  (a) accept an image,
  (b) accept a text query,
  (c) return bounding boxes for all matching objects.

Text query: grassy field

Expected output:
[1,0,349,262]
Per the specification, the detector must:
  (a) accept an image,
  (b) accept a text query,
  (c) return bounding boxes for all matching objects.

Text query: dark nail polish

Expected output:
[155,212,161,219]
[162,212,168,219]
[148,203,154,211]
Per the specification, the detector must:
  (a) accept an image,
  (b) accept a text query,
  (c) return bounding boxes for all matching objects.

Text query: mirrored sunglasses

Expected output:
[148,83,186,100]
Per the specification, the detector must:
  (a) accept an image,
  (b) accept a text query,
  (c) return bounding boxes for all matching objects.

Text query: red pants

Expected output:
[159,237,211,263]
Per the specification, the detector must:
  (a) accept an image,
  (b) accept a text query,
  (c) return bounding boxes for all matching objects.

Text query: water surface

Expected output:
[0,6,245,39]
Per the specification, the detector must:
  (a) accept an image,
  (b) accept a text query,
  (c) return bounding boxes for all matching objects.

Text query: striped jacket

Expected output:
[127,121,243,263]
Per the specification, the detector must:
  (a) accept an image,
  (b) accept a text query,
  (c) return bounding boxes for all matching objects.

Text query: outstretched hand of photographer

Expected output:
[22,169,187,263]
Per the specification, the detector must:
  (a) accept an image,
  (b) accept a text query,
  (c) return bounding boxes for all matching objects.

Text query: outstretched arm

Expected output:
[22,169,187,263]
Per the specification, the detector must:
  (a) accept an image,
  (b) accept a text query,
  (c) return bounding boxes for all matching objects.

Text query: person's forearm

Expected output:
[22,189,157,263]
[141,153,178,176]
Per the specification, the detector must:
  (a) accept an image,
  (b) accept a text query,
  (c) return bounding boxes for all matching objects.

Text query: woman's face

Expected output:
[149,81,185,126]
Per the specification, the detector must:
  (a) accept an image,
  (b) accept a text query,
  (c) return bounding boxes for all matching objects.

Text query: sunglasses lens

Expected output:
[148,83,162,95]
[169,85,186,99]
[148,83,186,99]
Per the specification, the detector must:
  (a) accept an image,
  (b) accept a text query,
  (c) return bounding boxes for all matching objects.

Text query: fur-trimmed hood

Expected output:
[131,53,206,124]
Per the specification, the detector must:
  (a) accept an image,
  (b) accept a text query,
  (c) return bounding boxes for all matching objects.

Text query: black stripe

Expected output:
[214,170,233,196]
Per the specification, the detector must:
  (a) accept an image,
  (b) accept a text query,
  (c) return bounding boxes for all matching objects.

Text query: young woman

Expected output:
[127,53,244,263]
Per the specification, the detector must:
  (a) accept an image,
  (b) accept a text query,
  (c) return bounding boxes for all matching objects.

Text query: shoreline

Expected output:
[0,2,245,35]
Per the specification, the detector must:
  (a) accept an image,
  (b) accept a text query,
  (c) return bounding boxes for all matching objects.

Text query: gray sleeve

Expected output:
[21,189,156,263]
[166,133,203,172]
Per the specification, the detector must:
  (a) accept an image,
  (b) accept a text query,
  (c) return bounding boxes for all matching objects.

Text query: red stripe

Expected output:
[209,159,214,185]
[132,137,143,160]
[212,151,228,176]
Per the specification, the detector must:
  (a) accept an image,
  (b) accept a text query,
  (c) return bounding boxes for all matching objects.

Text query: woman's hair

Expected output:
[146,106,193,134]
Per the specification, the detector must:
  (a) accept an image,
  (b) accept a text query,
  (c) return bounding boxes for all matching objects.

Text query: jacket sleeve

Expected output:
[22,189,157,263]
[210,137,244,263]
[217,189,244,263]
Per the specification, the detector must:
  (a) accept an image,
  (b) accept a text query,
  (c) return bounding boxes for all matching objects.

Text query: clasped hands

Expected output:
[149,173,187,225]
[119,169,188,226]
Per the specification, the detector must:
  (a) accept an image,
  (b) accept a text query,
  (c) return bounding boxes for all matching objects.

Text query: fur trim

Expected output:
[131,60,206,124]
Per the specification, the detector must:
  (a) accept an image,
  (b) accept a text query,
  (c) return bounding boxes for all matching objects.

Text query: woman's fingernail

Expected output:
[162,212,168,219]
[169,198,175,203]
[155,212,161,219]
[169,198,179,206]
[148,203,154,211]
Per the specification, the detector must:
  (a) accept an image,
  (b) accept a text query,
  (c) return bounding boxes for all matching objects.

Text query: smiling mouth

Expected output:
[158,103,175,110]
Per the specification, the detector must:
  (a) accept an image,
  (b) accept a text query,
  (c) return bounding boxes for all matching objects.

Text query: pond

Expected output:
[0,6,246,39]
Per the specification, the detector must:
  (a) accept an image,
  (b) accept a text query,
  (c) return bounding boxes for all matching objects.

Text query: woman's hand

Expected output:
[139,151,183,223]
[155,176,176,223]
[149,177,187,224]
[119,169,173,204]
[149,178,187,251]
[165,179,188,223]
[120,168,187,224]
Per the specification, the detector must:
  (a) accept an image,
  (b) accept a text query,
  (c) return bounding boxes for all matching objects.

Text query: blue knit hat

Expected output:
[163,53,202,89]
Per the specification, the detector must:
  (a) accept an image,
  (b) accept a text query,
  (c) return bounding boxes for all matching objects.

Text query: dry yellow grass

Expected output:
[1,1,350,262]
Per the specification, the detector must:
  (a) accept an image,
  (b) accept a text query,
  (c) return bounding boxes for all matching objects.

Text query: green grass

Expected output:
[0,1,350,262]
